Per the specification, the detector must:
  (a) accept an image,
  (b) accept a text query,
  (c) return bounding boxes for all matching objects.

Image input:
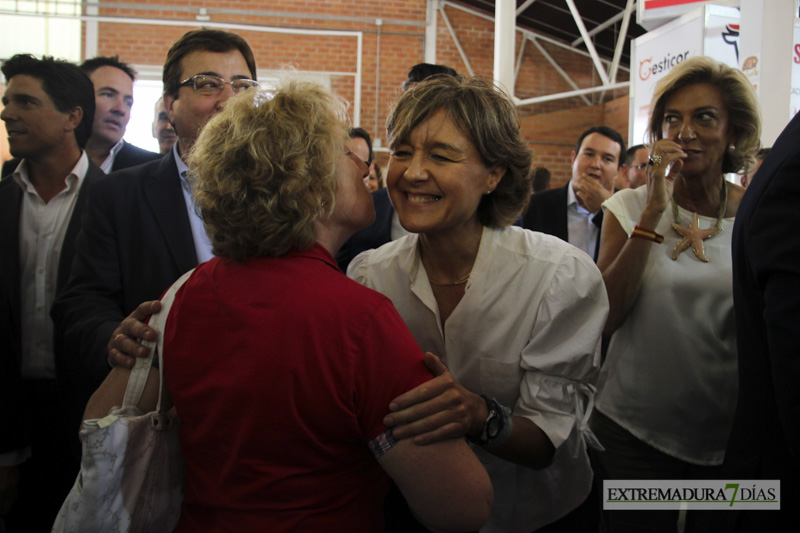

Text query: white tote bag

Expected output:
[53,270,194,533]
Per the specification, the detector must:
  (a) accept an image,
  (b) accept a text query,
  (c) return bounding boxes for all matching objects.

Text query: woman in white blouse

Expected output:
[348,75,609,532]
[592,57,761,531]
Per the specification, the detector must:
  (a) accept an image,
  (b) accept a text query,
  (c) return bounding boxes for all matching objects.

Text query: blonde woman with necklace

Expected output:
[591,56,761,532]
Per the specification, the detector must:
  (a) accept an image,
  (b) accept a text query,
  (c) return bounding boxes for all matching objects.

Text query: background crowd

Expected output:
[1,25,797,533]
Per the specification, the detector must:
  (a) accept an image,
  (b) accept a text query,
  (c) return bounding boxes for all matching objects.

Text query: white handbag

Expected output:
[52,270,194,533]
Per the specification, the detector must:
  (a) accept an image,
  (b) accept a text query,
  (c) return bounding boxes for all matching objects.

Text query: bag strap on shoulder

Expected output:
[123,268,196,410]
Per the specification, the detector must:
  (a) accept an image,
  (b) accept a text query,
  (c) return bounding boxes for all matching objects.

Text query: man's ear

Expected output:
[65,106,84,136]
[162,91,177,125]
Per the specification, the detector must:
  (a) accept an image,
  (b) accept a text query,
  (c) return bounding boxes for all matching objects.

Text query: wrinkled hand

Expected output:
[573,174,613,214]
[384,352,485,445]
[645,139,685,215]
[0,465,20,516]
[107,300,162,369]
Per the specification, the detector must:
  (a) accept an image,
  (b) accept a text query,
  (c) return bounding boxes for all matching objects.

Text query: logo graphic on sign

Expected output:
[722,24,740,63]
[638,52,691,81]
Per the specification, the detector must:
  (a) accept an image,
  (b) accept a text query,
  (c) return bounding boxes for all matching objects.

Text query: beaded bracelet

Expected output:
[631,225,664,243]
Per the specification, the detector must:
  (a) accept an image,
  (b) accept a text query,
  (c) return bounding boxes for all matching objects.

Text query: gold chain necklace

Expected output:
[428,273,470,286]
[670,179,727,262]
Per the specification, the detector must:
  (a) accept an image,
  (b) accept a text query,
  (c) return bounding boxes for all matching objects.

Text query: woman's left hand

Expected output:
[384,353,486,445]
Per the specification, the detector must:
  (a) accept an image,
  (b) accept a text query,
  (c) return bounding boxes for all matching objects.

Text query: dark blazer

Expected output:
[1,158,17,178]
[522,183,604,261]
[111,140,161,171]
[336,187,395,272]
[0,160,103,453]
[723,112,800,529]
[51,152,199,438]
[2,141,159,178]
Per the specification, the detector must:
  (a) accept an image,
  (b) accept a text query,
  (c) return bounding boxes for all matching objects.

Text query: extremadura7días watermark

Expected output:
[603,480,779,510]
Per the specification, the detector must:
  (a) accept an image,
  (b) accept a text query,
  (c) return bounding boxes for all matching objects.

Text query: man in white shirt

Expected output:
[51,28,259,443]
[79,56,160,172]
[522,126,625,261]
[0,53,103,532]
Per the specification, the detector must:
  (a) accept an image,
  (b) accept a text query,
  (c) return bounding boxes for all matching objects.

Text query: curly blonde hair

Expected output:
[187,80,349,261]
[387,75,533,227]
[647,55,761,175]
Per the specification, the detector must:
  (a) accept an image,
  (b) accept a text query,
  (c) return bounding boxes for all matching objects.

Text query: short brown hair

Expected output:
[647,56,761,174]
[187,80,348,261]
[163,28,257,97]
[387,76,533,227]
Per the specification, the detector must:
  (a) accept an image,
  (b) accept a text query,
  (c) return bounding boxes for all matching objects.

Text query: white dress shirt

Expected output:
[349,225,608,532]
[98,139,125,174]
[566,183,599,259]
[14,152,89,379]
[174,143,214,264]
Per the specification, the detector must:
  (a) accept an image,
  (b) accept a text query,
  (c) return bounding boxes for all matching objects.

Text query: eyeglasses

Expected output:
[178,75,258,95]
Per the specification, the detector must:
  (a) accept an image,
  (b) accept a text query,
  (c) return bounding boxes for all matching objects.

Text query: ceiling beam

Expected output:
[565,0,610,85]
[516,0,538,17]
[571,2,633,48]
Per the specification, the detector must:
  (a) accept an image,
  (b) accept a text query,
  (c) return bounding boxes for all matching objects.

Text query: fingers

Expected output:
[391,405,472,443]
[107,300,162,368]
[666,158,684,179]
[648,141,686,176]
[131,299,162,326]
[423,352,448,377]
[411,422,471,445]
[386,374,456,418]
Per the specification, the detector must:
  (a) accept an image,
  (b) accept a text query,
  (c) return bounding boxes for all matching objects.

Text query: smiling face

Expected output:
[163,50,253,155]
[386,109,503,236]
[88,65,133,148]
[1,74,81,161]
[570,132,622,192]
[662,82,734,180]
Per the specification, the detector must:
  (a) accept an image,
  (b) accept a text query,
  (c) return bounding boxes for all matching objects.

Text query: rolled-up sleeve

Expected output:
[516,247,608,449]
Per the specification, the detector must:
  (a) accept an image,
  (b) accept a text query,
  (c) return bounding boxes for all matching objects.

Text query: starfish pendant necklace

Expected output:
[670,179,727,262]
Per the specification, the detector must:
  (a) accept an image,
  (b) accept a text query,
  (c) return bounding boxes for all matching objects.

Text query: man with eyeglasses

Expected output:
[620,144,650,190]
[51,28,258,443]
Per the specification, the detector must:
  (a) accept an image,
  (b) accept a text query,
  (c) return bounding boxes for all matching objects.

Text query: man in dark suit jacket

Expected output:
[523,126,625,262]
[0,53,102,532]
[110,139,161,170]
[80,56,160,172]
[723,112,800,530]
[51,28,258,442]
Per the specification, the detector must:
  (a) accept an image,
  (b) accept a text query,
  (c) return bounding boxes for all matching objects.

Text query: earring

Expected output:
[728,144,736,153]
[484,189,493,195]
